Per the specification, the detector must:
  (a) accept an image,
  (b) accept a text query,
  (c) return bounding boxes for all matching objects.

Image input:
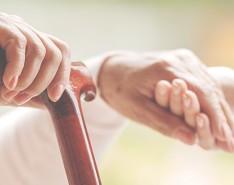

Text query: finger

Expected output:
[155,80,171,108]
[170,79,187,116]
[196,113,216,150]
[207,97,232,142]
[46,35,71,102]
[206,101,230,142]
[12,24,46,92]
[183,90,200,127]
[175,50,232,142]
[191,81,232,142]
[0,80,15,106]
[0,23,26,90]
[14,32,63,105]
[1,85,19,101]
[220,98,234,135]
[0,81,10,105]
[216,121,233,146]
[216,137,234,153]
[214,118,234,153]
[190,55,233,141]
[139,97,196,145]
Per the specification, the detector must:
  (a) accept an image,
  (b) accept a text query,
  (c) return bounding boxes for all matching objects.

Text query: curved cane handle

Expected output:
[0,50,102,185]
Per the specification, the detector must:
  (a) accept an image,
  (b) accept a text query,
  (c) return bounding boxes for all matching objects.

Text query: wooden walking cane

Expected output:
[0,49,102,185]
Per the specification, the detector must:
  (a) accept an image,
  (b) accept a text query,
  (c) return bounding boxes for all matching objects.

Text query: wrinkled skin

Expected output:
[98,49,234,152]
[0,13,71,104]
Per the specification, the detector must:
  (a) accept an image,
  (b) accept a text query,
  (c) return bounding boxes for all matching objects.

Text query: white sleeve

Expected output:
[0,52,128,185]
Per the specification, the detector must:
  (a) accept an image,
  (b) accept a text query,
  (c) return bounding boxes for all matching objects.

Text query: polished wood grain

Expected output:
[0,49,102,185]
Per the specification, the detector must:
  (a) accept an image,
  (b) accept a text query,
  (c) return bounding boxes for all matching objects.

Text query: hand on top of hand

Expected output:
[155,78,234,152]
[0,13,71,105]
[1,12,233,153]
[98,49,234,152]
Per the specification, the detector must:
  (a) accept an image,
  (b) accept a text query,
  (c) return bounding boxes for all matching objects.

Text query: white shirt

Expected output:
[0,52,127,185]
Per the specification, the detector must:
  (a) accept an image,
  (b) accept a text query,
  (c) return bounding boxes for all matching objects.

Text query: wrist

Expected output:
[97,51,137,102]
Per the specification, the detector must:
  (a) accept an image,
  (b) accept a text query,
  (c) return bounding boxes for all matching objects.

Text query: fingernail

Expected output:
[14,93,32,105]
[172,83,180,95]
[175,130,195,145]
[9,76,18,90]
[159,84,167,95]
[183,94,191,108]
[3,90,19,101]
[196,115,204,128]
[52,85,65,102]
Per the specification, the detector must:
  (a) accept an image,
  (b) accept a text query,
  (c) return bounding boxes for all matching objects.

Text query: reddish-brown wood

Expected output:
[0,49,102,185]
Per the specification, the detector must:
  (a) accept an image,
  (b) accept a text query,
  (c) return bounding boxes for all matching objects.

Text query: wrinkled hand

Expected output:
[208,67,234,113]
[98,49,234,150]
[0,13,71,105]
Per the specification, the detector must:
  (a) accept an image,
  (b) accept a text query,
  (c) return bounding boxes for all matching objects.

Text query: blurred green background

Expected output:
[2,0,234,185]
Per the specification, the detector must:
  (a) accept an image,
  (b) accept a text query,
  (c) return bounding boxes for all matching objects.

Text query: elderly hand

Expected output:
[98,49,234,150]
[0,13,71,105]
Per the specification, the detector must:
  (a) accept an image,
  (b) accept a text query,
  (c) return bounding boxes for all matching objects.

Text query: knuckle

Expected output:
[9,14,23,21]
[47,48,63,64]
[60,41,70,52]
[55,52,63,64]
[37,47,46,60]
[6,34,27,50]
[49,47,63,63]
[175,48,197,62]
[59,41,71,59]
[197,87,212,100]
[13,36,27,49]
[62,74,70,84]
[31,43,46,61]
[190,79,211,97]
